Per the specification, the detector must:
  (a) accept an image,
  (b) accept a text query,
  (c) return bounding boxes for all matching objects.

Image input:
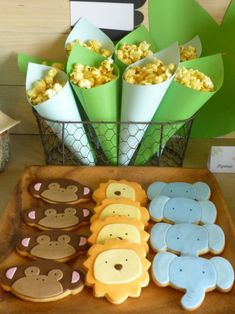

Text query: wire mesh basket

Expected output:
[0,131,10,171]
[33,108,194,167]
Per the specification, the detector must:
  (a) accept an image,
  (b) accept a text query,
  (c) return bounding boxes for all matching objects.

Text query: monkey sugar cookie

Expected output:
[23,204,92,231]
[29,179,92,204]
[84,239,151,304]
[16,230,88,262]
[0,260,85,302]
[93,179,147,205]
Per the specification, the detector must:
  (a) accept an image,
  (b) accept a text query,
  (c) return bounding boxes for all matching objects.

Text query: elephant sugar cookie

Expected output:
[29,179,92,204]
[149,196,217,224]
[93,179,147,205]
[23,204,92,231]
[152,252,234,310]
[90,198,150,227]
[0,260,85,302]
[16,230,88,262]
[148,181,210,201]
[150,223,225,256]
[84,239,151,304]
[88,216,149,252]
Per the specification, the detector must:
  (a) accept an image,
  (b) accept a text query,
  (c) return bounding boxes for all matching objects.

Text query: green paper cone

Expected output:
[114,25,158,75]
[67,45,120,165]
[134,54,224,165]
[18,52,65,74]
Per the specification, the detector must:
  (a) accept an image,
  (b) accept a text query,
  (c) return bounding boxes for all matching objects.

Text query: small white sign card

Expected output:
[70,0,146,40]
[208,146,235,173]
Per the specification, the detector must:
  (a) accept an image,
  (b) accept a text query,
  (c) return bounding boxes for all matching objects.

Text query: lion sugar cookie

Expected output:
[93,180,147,205]
[84,239,151,304]
[0,260,85,302]
[149,196,217,224]
[29,179,92,204]
[23,205,92,231]
[16,230,88,262]
[91,198,150,227]
[150,223,225,256]
[152,252,234,310]
[147,181,211,201]
[88,217,149,252]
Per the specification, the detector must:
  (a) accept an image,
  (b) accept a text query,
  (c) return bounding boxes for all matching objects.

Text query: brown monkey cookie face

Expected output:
[0,260,84,302]
[16,230,88,262]
[23,205,92,231]
[29,179,92,204]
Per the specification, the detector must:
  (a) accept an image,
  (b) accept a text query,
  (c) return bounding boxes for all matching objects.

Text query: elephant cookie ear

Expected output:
[152,252,176,286]
[149,195,169,222]
[203,224,225,254]
[147,182,166,200]
[193,182,211,201]
[150,223,171,252]
[211,257,234,291]
[199,201,217,224]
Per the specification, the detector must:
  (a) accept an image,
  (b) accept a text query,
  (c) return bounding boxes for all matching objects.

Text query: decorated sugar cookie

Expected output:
[147,181,210,201]
[16,230,88,262]
[0,260,85,302]
[152,252,234,310]
[91,198,150,227]
[88,216,149,252]
[84,239,151,304]
[23,204,92,231]
[150,223,225,256]
[93,179,147,205]
[29,179,92,204]
[149,196,217,224]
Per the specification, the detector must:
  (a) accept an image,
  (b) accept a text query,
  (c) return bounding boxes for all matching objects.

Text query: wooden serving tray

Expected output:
[0,166,234,314]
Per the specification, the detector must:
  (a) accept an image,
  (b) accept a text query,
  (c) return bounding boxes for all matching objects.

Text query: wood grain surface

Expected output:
[0,166,234,313]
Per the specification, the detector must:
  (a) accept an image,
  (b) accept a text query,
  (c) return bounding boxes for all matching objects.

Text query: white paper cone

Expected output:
[182,35,202,58]
[26,63,95,165]
[65,17,114,56]
[119,42,180,165]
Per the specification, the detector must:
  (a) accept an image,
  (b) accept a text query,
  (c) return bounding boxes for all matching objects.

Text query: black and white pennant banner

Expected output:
[70,0,147,40]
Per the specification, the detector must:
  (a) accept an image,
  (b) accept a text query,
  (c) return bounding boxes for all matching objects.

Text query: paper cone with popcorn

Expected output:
[118,42,180,166]
[26,63,95,166]
[67,45,120,165]
[134,54,224,165]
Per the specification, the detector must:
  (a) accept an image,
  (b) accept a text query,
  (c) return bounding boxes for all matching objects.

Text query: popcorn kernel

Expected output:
[66,39,112,57]
[116,41,153,65]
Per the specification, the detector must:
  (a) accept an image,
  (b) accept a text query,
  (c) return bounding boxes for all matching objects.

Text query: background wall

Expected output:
[0,0,234,137]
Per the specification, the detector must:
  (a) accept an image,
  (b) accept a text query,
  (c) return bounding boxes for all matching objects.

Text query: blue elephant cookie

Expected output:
[149,196,217,224]
[150,223,225,256]
[152,252,234,310]
[147,181,211,201]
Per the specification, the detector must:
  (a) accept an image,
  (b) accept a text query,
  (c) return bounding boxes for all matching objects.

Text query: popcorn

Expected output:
[179,45,197,61]
[116,41,153,65]
[66,39,112,57]
[41,61,64,70]
[124,58,175,85]
[175,67,214,92]
[70,60,116,89]
[27,68,65,104]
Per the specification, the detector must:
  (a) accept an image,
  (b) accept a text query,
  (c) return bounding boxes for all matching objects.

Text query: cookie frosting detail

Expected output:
[29,179,92,204]
[0,260,85,302]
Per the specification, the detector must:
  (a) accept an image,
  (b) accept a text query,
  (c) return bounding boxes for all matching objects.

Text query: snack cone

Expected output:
[118,42,180,166]
[134,54,224,165]
[26,63,95,165]
[65,17,114,56]
[66,45,120,165]
[181,35,202,58]
[114,25,158,75]
[18,53,65,74]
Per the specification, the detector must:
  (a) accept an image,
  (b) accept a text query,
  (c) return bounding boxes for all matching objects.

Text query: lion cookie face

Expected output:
[89,216,149,252]
[91,198,150,227]
[29,179,92,204]
[149,196,217,224]
[0,260,85,302]
[16,230,88,262]
[23,205,92,230]
[152,252,234,310]
[84,240,151,304]
[93,180,147,205]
